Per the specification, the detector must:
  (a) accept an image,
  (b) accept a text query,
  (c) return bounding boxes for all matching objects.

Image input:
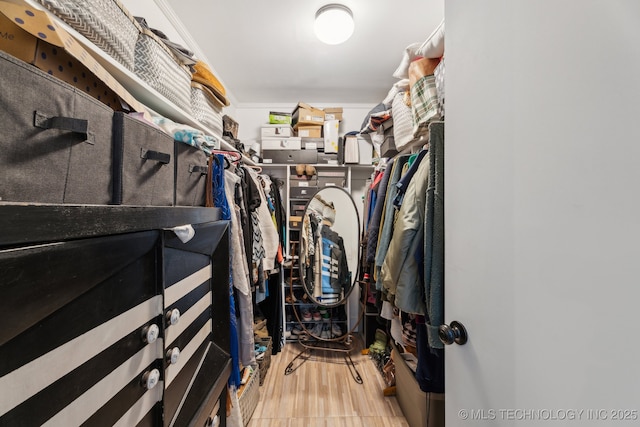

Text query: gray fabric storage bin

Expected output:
[0,51,113,204]
[174,142,208,206]
[112,112,174,206]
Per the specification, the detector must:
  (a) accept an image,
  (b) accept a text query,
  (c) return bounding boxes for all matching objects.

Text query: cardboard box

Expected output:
[0,2,145,113]
[261,137,302,150]
[323,120,340,154]
[261,124,294,137]
[269,111,292,124]
[289,215,302,230]
[323,107,343,121]
[296,125,322,138]
[393,349,445,427]
[292,102,325,127]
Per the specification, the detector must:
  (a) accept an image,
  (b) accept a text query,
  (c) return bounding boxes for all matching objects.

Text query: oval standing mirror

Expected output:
[298,187,360,308]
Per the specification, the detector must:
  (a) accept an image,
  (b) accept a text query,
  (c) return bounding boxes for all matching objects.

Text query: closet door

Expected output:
[445,1,640,425]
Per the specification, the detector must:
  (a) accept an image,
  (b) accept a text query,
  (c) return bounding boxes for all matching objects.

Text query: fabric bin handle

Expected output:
[188,164,208,175]
[140,148,171,164]
[33,111,93,143]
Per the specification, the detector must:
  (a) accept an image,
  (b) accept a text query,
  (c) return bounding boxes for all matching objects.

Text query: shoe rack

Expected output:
[260,163,373,345]
[284,233,348,343]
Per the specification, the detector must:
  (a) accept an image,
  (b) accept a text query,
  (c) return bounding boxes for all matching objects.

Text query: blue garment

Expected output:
[212,156,240,386]
[393,149,428,209]
[228,267,241,387]
[366,158,394,264]
[212,154,231,220]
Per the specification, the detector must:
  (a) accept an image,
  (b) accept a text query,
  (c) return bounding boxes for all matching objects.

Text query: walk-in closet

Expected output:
[2,1,640,426]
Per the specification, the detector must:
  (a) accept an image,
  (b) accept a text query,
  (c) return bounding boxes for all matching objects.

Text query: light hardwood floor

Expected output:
[246,338,409,427]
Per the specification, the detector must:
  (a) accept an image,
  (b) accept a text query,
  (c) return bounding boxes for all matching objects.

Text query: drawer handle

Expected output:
[141,148,171,164]
[188,164,208,175]
[166,308,180,326]
[33,111,93,144]
[141,324,160,344]
[141,369,160,390]
[166,347,180,365]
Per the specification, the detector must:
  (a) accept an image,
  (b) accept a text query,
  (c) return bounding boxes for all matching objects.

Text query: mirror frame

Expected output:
[298,186,361,308]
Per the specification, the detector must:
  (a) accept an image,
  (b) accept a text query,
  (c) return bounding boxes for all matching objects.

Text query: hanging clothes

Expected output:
[235,166,258,286]
[423,122,445,349]
[380,149,430,315]
[257,176,286,354]
[366,158,394,265]
[246,168,279,272]
[374,154,410,290]
[210,154,240,387]
[224,169,255,367]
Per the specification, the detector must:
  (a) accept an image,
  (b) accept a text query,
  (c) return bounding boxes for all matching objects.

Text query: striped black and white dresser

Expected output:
[0,205,231,427]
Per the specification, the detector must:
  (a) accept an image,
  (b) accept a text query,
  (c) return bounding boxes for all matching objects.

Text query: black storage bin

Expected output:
[174,142,208,206]
[0,51,113,204]
[262,149,317,164]
[381,135,399,157]
[112,112,174,206]
[290,186,318,199]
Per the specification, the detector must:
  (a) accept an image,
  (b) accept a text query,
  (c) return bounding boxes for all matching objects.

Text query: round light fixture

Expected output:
[314,4,354,45]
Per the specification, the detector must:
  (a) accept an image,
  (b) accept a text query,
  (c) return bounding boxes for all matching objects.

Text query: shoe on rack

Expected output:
[301,308,312,321]
[312,309,322,321]
[310,323,323,337]
[296,164,305,176]
[319,308,330,321]
[284,324,293,338]
[331,324,343,338]
[292,325,305,336]
[305,164,316,177]
[320,325,331,339]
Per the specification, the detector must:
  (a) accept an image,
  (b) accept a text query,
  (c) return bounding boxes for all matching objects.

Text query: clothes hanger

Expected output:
[210,149,242,164]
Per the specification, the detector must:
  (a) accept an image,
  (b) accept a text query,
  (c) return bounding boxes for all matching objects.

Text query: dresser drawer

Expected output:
[162,221,229,426]
[0,231,164,426]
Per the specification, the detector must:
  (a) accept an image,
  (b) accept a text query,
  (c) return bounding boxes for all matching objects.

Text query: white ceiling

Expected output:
[159,0,444,106]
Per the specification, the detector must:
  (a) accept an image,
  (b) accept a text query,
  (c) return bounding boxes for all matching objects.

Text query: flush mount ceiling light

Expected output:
[314,4,354,45]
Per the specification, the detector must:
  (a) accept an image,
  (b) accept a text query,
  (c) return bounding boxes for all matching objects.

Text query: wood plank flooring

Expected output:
[246,338,409,426]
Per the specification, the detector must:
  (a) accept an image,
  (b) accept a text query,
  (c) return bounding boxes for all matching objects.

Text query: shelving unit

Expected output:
[23,0,254,165]
[260,163,373,346]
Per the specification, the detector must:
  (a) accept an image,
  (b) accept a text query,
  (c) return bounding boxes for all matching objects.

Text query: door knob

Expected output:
[439,321,468,345]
